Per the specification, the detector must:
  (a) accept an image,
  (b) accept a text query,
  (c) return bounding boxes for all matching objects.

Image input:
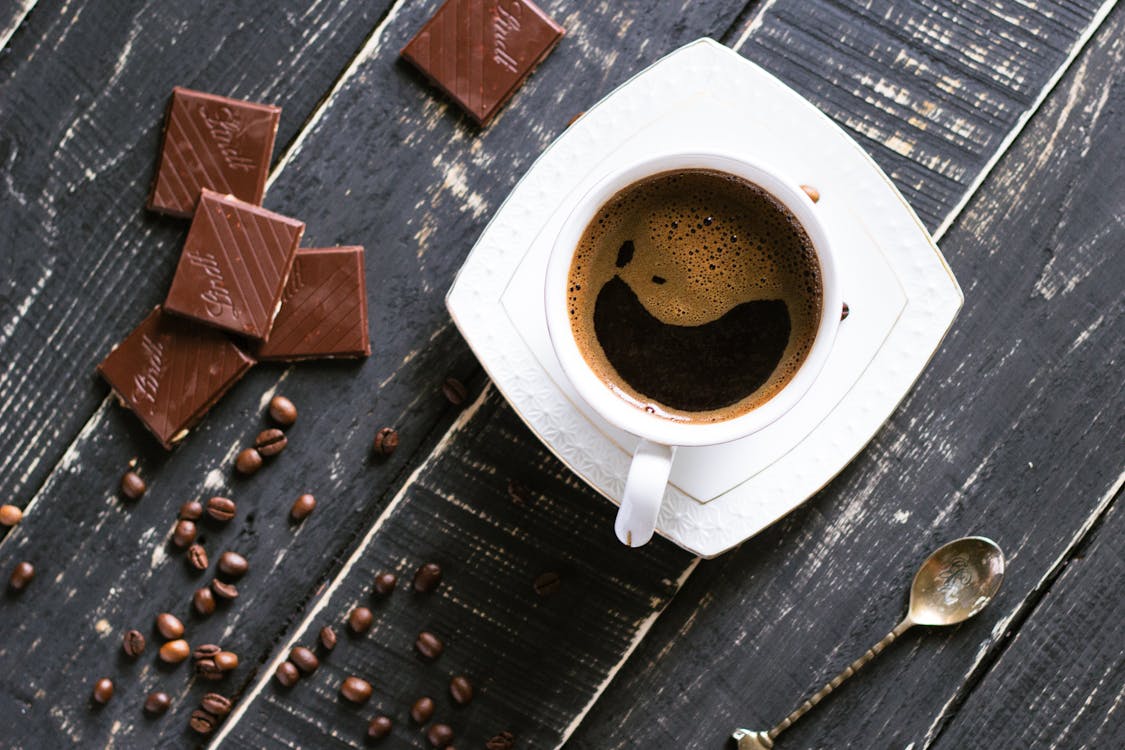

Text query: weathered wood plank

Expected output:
[931,485,1124,750]
[0,0,35,52]
[568,6,1125,747]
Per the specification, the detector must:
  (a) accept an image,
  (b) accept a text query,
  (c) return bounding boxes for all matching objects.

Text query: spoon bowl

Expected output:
[906,536,1005,626]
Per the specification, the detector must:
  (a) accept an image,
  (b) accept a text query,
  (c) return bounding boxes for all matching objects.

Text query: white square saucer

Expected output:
[447,39,962,557]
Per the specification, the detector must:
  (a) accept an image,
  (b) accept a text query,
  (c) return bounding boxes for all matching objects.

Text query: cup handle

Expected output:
[616,440,676,547]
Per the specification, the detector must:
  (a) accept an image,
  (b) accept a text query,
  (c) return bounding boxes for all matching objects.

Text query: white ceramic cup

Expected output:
[544,152,842,547]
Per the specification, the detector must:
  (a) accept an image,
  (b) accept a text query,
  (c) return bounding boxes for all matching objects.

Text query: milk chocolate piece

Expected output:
[148,87,280,217]
[401,0,564,125]
[164,189,304,340]
[256,247,370,360]
[97,307,254,449]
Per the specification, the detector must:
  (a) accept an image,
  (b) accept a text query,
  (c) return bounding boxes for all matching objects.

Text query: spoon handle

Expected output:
[767,618,913,742]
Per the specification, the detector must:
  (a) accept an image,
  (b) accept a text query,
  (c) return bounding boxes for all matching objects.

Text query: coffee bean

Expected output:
[211,579,238,600]
[218,551,248,578]
[372,427,399,457]
[172,519,197,548]
[196,659,224,681]
[340,675,372,704]
[193,587,217,616]
[180,500,204,520]
[800,184,820,203]
[442,377,467,406]
[187,544,209,571]
[415,631,444,660]
[155,612,185,640]
[215,651,239,671]
[275,661,300,687]
[290,493,316,521]
[193,644,221,661]
[486,731,515,750]
[120,470,146,500]
[205,496,236,522]
[189,708,217,734]
[507,479,530,506]
[348,606,374,634]
[8,561,34,592]
[427,723,455,748]
[0,504,22,527]
[373,571,397,596]
[290,646,319,674]
[410,696,435,723]
[122,629,146,657]
[318,625,337,651]
[159,639,191,664]
[92,677,114,704]
[201,692,232,717]
[449,675,473,705]
[255,428,287,457]
[144,690,172,715]
[841,301,851,320]
[413,562,442,593]
[269,395,298,426]
[533,571,561,597]
[235,448,263,475]
[367,715,393,740]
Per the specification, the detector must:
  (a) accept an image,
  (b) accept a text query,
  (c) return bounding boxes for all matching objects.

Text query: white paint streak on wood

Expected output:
[0,0,36,52]
[731,0,782,52]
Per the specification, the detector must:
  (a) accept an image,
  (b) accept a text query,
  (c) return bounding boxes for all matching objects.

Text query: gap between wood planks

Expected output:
[0,0,36,53]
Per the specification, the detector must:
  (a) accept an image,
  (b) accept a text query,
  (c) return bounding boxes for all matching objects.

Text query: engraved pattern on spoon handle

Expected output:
[768,619,913,741]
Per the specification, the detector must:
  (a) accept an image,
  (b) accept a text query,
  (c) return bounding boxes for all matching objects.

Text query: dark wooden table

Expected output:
[1,1,1122,748]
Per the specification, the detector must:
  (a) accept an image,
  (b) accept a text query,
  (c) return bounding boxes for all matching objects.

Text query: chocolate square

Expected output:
[148,87,281,218]
[401,0,564,125]
[97,307,254,449]
[164,189,304,340]
[256,246,371,361]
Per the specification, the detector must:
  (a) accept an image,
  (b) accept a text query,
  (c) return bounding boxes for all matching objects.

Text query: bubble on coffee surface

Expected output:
[567,169,823,422]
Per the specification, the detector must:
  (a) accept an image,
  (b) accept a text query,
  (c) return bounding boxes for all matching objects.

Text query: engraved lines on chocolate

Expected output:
[156,102,239,211]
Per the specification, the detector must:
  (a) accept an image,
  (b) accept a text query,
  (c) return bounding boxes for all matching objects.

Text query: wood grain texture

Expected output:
[931,488,1124,750]
[569,6,1125,747]
[732,0,1113,232]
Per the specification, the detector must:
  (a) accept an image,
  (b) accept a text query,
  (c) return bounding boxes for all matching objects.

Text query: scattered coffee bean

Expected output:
[187,544,209,571]
[290,493,317,521]
[218,551,249,578]
[211,579,238,600]
[0,504,23,527]
[410,696,435,723]
[428,723,455,748]
[373,571,397,596]
[122,629,146,657]
[193,587,217,615]
[290,646,319,674]
[155,613,185,640]
[120,470,146,500]
[486,731,515,750]
[372,427,399,457]
[275,661,300,687]
[413,562,442,593]
[319,625,337,651]
[367,715,393,740]
[841,301,851,320]
[172,519,197,548]
[8,561,34,592]
[340,675,372,704]
[442,377,467,406]
[180,500,204,520]
[415,631,444,660]
[449,675,473,705]
[348,606,374,634]
[507,479,530,506]
[194,644,221,661]
[800,184,820,203]
[215,651,239,671]
[196,659,224,681]
[533,571,561,597]
[269,395,298,426]
[144,690,172,715]
[189,708,217,734]
[92,677,114,704]
[235,448,263,475]
[205,496,236,522]
[201,692,232,717]
[159,639,191,664]
[255,428,287,457]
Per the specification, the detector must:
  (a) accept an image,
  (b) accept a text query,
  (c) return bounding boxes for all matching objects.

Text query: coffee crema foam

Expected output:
[567,169,823,423]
